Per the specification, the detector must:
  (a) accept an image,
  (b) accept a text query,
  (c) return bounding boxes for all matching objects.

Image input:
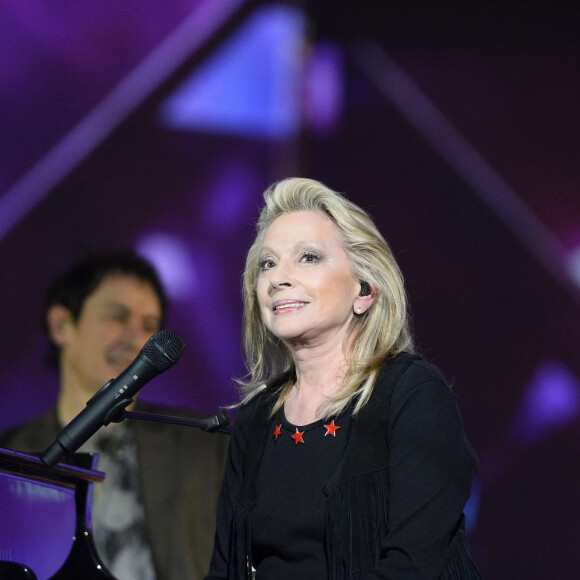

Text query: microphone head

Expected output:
[143,329,185,370]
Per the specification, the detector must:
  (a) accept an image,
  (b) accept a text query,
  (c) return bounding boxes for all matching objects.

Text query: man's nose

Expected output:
[124,317,153,348]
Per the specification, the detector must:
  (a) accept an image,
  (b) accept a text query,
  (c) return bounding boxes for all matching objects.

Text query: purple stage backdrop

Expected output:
[0,2,579,578]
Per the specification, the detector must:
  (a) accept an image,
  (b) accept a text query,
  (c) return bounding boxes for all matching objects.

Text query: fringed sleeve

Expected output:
[439,517,483,580]
[326,469,390,580]
[229,500,254,580]
[324,355,483,579]
[205,400,261,580]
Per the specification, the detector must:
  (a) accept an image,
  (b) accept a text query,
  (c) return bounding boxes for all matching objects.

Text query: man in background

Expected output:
[0,250,229,579]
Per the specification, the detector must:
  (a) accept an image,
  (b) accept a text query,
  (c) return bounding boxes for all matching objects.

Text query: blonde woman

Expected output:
[206,178,482,580]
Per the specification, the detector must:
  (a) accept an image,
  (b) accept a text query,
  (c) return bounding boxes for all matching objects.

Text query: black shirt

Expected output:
[205,355,481,579]
[251,408,350,579]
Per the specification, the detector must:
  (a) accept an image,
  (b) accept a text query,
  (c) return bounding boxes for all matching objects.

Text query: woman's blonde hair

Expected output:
[239,177,414,418]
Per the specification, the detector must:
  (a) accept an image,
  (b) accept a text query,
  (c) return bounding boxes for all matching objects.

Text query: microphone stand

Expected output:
[41,401,232,468]
[112,409,232,434]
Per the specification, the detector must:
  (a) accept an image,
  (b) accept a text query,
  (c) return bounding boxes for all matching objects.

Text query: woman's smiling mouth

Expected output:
[272,300,309,314]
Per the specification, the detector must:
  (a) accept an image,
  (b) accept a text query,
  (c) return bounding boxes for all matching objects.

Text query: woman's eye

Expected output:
[301,252,320,264]
[259,258,276,271]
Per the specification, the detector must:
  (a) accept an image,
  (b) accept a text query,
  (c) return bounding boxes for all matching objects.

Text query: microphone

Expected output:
[41,329,185,468]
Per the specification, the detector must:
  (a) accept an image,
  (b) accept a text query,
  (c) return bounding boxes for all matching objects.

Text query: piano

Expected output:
[0,447,113,579]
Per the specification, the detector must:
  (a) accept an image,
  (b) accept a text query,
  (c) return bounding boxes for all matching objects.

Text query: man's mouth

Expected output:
[106,350,137,369]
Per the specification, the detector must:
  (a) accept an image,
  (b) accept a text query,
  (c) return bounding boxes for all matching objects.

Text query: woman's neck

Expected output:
[284,345,348,425]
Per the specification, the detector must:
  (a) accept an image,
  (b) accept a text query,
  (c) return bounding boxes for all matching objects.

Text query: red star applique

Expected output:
[291,428,305,445]
[324,420,340,437]
[273,424,282,440]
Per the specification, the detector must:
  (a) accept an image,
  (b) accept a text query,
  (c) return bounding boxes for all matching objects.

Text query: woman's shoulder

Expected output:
[378,351,447,380]
[375,352,453,402]
[236,386,276,428]
[238,372,289,414]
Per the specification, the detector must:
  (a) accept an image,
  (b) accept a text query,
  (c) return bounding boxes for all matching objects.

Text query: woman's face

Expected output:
[256,210,360,350]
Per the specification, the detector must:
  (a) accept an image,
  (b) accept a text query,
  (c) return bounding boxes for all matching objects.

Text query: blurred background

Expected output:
[0,1,578,577]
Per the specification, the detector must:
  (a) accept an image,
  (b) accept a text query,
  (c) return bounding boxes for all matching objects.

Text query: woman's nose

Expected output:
[269,261,294,290]
[270,278,292,290]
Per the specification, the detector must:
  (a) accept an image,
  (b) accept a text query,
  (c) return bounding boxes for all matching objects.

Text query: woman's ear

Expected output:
[46,304,74,346]
[353,282,376,315]
[359,281,371,296]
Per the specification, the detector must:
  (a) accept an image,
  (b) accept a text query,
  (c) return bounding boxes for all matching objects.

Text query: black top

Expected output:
[251,409,350,579]
[206,354,482,579]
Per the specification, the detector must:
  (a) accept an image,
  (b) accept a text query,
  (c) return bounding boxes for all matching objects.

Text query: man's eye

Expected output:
[108,312,128,322]
[144,321,160,334]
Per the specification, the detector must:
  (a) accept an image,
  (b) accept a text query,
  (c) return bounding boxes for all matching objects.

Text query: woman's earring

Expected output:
[356,307,362,314]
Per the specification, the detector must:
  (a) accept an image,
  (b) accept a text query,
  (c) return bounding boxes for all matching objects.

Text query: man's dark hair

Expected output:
[44,250,168,366]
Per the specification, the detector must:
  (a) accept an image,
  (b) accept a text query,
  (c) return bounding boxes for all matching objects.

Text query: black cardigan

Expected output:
[206,353,483,579]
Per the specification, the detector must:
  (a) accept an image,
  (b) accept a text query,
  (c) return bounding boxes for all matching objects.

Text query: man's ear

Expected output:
[46,304,74,347]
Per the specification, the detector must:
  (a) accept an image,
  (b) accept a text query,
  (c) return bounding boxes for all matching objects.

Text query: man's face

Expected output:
[59,274,163,399]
